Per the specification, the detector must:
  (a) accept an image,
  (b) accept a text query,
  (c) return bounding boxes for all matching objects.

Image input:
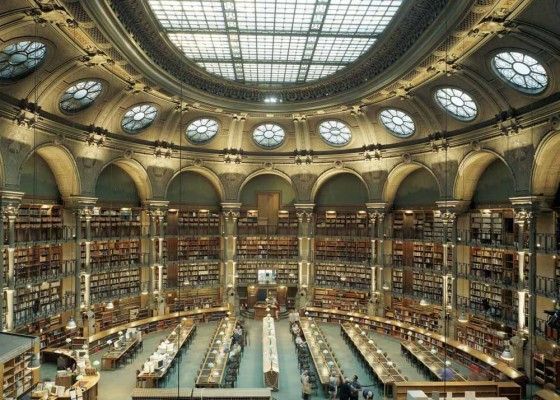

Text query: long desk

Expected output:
[304,307,525,384]
[196,317,237,388]
[262,316,279,391]
[131,388,272,399]
[101,336,140,370]
[137,321,197,388]
[341,323,406,396]
[299,318,343,390]
[401,340,466,381]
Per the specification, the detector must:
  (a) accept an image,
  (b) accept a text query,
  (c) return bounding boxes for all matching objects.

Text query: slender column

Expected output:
[221,203,240,311]
[367,202,388,316]
[83,210,93,309]
[295,204,314,310]
[351,106,376,145]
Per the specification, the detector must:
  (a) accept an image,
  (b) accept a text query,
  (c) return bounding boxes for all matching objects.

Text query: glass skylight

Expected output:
[0,41,46,80]
[186,118,219,143]
[491,51,548,94]
[122,103,158,133]
[379,109,415,137]
[434,87,478,122]
[319,120,352,146]
[253,123,285,148]
[59,80,103,113]
[147,0,404,84]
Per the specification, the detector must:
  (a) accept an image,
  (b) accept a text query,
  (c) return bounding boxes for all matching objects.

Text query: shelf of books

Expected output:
[314,262,371,291]
[412,271,446,304]
[315,209,369,237]
[237,209,298,236]
[165,260,221,288]
[88,207,142,239]
[167,287,222,312]
[314,238,371,262]
[14,204,65,243]
[392,268,404,295]
[392,210,441,241]
[533,352,560,388]
[0,338,38,399]
[312,287,369,314]
[91,297,147,332]
[86,239,142,273]
[412,242,451,272]
[166,209,220,236]
[236,260,298,285]
[6,244,71,286]
[13,282,74,327]
[237,236,298,260]
[16,314,78,350]
[470,209,515,247]
[456,315,512,358]
[177,236,221,261]
[470,247,528,287]
[384,298,441,331]
[469,281,514,321]
[87,267,141,304]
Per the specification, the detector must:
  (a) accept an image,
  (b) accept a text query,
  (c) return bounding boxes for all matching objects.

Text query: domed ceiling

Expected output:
[82,0,458,110]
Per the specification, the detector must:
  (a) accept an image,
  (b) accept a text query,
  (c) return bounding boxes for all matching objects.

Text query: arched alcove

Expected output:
[315,173,368,207]
[167,171,221,206]
[393,169,439,209]
[20,153,61,202]
[472,159,515,206]
[95,164,140,206]
[239,174,296,207]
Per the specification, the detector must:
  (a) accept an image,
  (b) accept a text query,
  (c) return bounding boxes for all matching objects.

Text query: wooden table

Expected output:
[401,341,466,381]
[254,303,277,320]
[131,388,272,399]
[341,323,406,396]
[137,321,196,388]
[299,318,343,390]
[101,336,140,370]
[262,316,279,391]
[195,317,237,388]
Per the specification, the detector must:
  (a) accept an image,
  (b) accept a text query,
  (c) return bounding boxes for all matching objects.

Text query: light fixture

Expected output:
[430,347,437,355]
[382,282,390,291]
[66,318,77,330]
[106,301,114,310]
[419,298,429,307]
[28,353,41,370]
[458,312,468,323]
[500,344,515,362]
[93,360,100,367]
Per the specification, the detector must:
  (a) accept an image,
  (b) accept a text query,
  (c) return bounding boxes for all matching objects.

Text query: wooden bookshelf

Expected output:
[315,210,369,237]
[236,261,298,285]
[17,314,78,350]
[166,209,220,236]
[0,334,38,400]
[88,268,141,303]
[6,244,69,285]
[412,271,446,303]
[237,236,298,260]
[534,352,560,388]
[86,239,141,273]
[392,210,446,241]
[312,287,369,313]
[91,297,147,332]
[385,298,440,331]
[166,261,221,288]
[167,287,222,312]
[392,241,405,267]
[314,238,371,262]
[412,242,450,272]
[14,204,64,243]
[89,207,142,238]
[470,247,526,286]
[469,281,514,320]
[470,210,514,246]
[178,237,221,261]
[393,268,404,295]
[237,210,298,236]
[456,315,511,358]
[314,262,371,291]
[14,281,74,327]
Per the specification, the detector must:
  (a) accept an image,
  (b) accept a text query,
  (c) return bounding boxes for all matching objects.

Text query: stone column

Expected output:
[143,201,169,313]
[510,196,544,375]
[221,203,240,310]
[295,204,314,310]
[367,202,388,316]
[0,191,24,331]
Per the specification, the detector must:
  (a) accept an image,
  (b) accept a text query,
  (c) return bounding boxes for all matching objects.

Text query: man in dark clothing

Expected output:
[338,378,352,400]
[350,375,362,400]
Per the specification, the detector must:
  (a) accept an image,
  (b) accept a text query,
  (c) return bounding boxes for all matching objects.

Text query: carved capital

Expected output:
[14,101,40,129]
[63,196,97,214]
[221,202,241,222]
[81,52,114,67]
[26,6,77,27]
[143,200,169,219]
[0,191,24,220]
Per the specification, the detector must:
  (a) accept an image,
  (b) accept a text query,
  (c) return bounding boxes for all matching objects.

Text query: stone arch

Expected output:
[166,166,225,202]
[382,162,441,206]
[532,131,560,197]
[19,143,81,199]
[97,158,152,201]
[454,150,513,201]
[237,169,295,203]
[311,167,371,202]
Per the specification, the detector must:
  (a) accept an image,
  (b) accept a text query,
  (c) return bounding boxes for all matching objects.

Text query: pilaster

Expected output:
[366,202,388,316]
[221,202,241,310]
[0,190,24,331]
[295,203,314,310]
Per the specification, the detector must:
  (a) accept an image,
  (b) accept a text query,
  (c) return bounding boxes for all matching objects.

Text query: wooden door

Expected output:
[257,192,280,226]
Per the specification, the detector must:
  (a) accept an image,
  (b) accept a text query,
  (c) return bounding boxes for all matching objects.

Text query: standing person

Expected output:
[328,372,338,400]
[363,389,374,400]
[339,377,352,400]
[350,375,362,400]
[301,370,312,400]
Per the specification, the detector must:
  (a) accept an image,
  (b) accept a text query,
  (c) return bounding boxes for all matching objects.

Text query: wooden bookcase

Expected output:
[412,271,447,303]
[236,261,298,285]
[177,237,221,261]
[14,204,64,243]
[88,268,141,303]
[392,241,405,267]
[91,297,147,332]
[314,262,371,291]
[392,268,404,295]
[16,314,78,350]
[456,315,511,358]
[470,247,526,285]
[6,245,67,285]
[166,209,220,236]
[534,352,560,388]
[237,236,298,259]
[13,281,73,327]
[89,207,142,239]
[314,238,371,262]
[315,210,369,237]
[384,298,440,331]
[469,281,514,320]
[312,287,369,313]
[166,261,221,288]
[470,210,515,246]
[0,335,38,400]
[412,242,450,271]
[167,287,222,312]
[86,239,141,272]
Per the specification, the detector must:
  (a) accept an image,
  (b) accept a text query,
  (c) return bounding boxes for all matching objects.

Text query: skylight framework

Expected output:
[148,0,403,84]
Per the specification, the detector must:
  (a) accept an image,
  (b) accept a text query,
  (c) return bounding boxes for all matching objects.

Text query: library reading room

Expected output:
[2,0,560,400]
